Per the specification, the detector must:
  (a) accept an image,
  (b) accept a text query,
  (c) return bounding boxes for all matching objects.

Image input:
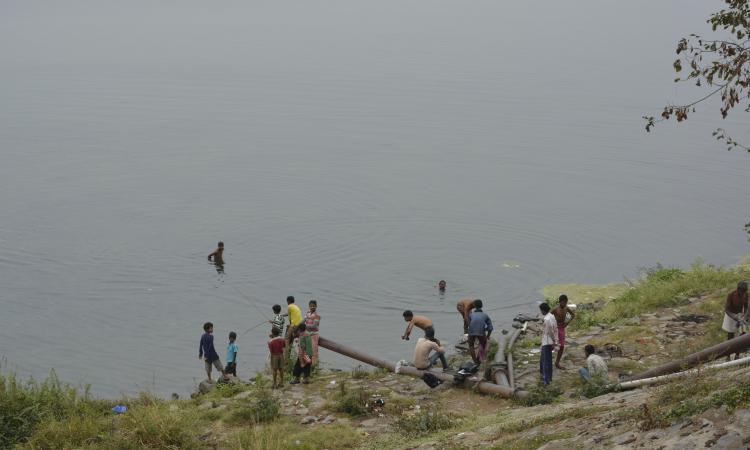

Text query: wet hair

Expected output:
[403,310,413,319]
[217,241,224,247]
[473,299,483,309]
[539,303,550,314]
[229,331,237,340]
[309,299,317,307]
[296,323,307,333]
[272,304,281,314]
[203,322,213,332]
[739,281,748,291]
[559,294,568,304]
[425,328,435,339]
[584,344,595,355]
[271,327,280,337]
[287,296,295,304]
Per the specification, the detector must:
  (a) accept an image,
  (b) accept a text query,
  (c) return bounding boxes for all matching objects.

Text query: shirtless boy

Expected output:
[552,294,575,369]
[402,311,435,340]
[456,298,477,334]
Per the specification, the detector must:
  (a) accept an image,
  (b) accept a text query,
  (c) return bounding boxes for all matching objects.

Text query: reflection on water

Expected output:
[0,0,748,396]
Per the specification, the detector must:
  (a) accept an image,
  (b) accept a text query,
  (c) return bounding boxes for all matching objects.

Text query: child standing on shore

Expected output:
[199,322,225,382]
[225,331,238,377]
[291,324,314,385]
[268,328,286,388]
[305,300,321,365]
[269,304,285,336]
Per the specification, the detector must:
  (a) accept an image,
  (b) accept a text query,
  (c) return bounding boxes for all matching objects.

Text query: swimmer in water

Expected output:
[438,280,446,292]
[208,241,224,265]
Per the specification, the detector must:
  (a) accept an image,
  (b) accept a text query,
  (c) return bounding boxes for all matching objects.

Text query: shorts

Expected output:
[558,326,566,346]
[270,354,284,370]
[205,358,223,375]
[225,362,237,376]
[722,313,747,333]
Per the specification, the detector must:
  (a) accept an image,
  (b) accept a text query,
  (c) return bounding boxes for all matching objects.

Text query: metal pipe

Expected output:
[506,328,522,389]
[620,354,750,390]
[630,333,750,381]
[318,336,526,399]
[495,333,507,365]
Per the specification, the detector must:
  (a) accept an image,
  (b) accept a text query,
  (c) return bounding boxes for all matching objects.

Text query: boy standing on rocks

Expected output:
[304,300,321,365]
[268,328,286,388]
[539,303,559,386]
[552,294,575,369]
[225,331,238,377]
[467,300,493,364]
[199,322,225,382]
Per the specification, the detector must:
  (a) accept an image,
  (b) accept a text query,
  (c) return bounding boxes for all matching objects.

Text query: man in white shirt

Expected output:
[579,344,608,382]
[539,303,559,386]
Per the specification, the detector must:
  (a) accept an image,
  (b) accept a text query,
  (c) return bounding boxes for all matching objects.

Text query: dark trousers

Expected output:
[225,362,237,377]
[540,345,554,386]
[292,360,311,379]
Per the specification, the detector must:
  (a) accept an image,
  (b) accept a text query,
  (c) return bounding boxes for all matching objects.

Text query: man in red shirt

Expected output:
[267,328,286,388]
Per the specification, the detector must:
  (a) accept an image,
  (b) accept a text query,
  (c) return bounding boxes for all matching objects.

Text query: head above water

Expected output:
[217,241,224,249]
[229,331,236,341]
[272,304,281,314]
[287,296,295,305]
[584,344,595,356]
[403,310,413,321]
[438,280,446,290]
[558,294,568,306]
[203,322,213,332]
[539,303,551,314]
[473,299,483,310]
[739,281,748,293]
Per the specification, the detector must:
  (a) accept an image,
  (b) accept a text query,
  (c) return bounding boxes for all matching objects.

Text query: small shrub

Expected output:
[214,382,244,398]
[0,370,98,449]
[227,389,280,425]
[576,376,618,399]
[116,403,203,449]
[22,415,110,450]
[350,366,370,380]
[642,264,685,282]
[393,409,455,436]
[333,382,370,417]
[517,383,563,406]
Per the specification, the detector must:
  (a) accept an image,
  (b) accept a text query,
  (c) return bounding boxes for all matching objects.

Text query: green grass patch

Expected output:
[0,370,110,449]
[542,283,628,305]
[225,388,281,425]
[227,420,363,450]
[568,263,749,331]
[392,409,457,437]
[515,383,563,407]
[332,381,371,417]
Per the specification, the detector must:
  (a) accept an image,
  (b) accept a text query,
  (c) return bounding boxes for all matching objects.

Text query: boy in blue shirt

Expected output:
[199,322,225,382]
[225,331,238,377]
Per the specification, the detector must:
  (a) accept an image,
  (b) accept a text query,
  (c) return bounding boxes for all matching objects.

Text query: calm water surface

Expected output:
[1,1,748,396]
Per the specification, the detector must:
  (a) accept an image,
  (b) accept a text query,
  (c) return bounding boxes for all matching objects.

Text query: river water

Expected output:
[1,0,747,397]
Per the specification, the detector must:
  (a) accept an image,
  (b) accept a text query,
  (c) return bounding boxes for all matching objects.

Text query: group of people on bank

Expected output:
[198,294,321,388]
[201,242,750,392]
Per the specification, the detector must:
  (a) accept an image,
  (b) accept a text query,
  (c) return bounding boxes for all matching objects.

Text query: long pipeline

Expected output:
[630,333,750,381]
[318,336,527,399]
